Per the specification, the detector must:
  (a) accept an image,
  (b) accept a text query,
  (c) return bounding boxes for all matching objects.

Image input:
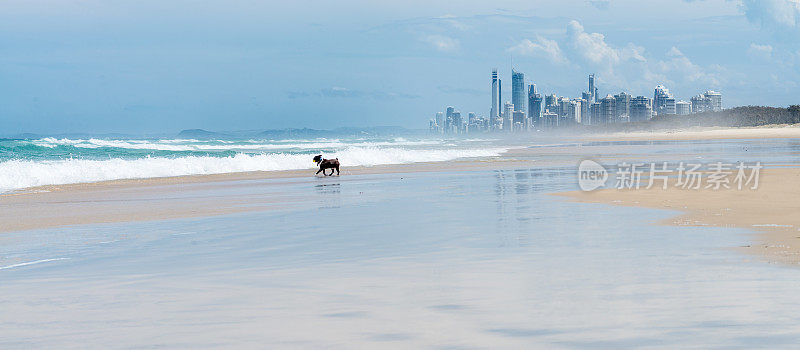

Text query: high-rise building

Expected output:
[435,112,444,133]
[675,101,691,115]
[588,74,596,103]
[665,97,676,115]
[600,95,616,124]
[502,102,514,131]
[630,96,652,122]
[451,111,463,134]
[704,90,722,111]
[528,84,543,128]
[491,69,499,124]
[589,102,602,125]
[564,99,582,124]
[545,94,558,113]
[653,85,675,116]
[542,111,559,128]
[512,111,526,131]
[429,119,438,133]
[580,98,590,125]
[614,92,631,122]
[511,70,526,113]
[445,106,455,132]
[691,94,707,113]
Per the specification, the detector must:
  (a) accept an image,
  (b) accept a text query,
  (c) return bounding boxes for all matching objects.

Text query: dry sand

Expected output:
[591,124,800,141]
[557,167,800,265]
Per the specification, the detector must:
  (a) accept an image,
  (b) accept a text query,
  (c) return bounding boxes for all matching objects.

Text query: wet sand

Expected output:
[0,158,535,233]
[558,167,800,265]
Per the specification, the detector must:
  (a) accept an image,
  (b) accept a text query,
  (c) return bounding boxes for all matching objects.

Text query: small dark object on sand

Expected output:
[313,155,340,176]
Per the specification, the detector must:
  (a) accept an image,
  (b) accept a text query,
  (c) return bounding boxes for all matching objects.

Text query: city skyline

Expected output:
[430,68,724,133]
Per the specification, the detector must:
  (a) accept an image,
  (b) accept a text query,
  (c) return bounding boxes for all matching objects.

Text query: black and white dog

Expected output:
[313,155,340,176]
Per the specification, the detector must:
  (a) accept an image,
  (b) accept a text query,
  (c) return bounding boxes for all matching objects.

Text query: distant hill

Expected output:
[176,129,230,139]
[175,127,415,139]
[258,126,410,139]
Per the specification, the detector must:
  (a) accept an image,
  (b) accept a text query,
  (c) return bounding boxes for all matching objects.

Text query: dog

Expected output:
[313,155,340,176]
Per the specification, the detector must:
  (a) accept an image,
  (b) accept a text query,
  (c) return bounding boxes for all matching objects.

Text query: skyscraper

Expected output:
[589,102,601,125]
[600,95,616,124]
[545,94,558,113]
[491,69,499,124]
[528,84,543,128]
[511,70,525,113]
[588,74,596,103]
[445,106,455,132]
[630,96,653,122]
[503,102,514,131]
[614,92,631,122]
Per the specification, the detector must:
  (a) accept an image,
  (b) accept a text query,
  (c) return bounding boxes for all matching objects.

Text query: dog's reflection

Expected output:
[314,183,341,194]
[314,183,342,209]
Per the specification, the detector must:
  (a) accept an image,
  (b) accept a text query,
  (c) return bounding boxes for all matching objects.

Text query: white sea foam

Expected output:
[0,146,506,192]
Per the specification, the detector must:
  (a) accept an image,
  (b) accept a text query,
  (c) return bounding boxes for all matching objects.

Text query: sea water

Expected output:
[0,136,507,192]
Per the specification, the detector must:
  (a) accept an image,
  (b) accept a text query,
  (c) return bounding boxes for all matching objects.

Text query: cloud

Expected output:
[507,36,569,65]
[433,14,471,31]
[740,0,800,32]
[521,20,724,93]
[287,87,420,100]
[747,43,774,60]
[421,35,460,53]
[588,1,610,10]
[656,47,722,87]
[564,20,646,80]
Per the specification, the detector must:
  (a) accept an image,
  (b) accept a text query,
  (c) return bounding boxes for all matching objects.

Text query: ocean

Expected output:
[0,136,507,193]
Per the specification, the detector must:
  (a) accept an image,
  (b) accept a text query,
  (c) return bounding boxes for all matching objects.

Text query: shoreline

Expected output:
[0,158,536,233]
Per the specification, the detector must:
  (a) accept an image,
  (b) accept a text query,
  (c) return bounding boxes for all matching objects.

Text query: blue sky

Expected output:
[1,0,799,134]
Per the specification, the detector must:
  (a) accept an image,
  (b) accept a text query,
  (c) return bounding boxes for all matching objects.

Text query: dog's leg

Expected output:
[336,166,340,176]
[316,168,322,175]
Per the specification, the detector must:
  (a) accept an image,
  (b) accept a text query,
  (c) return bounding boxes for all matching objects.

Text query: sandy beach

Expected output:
[590,124,800,141]
[558,166,800,265]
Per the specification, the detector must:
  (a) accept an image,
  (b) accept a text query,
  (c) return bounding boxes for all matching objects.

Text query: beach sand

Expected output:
[558,166,800,265]
[0,158,534,233]
[590,124,800,141]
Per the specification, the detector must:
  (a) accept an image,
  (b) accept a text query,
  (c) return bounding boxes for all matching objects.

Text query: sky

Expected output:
[1,0,799,134]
